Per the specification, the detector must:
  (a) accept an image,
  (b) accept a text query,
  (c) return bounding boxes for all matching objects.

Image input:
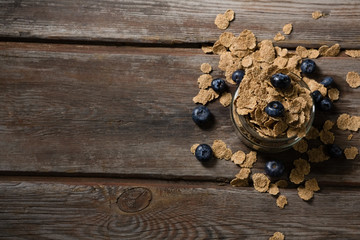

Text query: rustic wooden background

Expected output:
[0,0,359,239]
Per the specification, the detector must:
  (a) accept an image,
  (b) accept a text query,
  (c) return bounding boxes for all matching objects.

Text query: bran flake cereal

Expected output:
[323,120,335,131]
[294,158,311,175]
[347,134,353,140]
[275,46,288,57]
[290,168,305,184]
[276,195,288,208]
[219,32,235,48]
[346,71,360,88]
[213,40,227,55]
[200,63,212,73]
[219,92,232,107]
[235,167,251,180]
[318,45,329,56]
[319,129,335,144]
[230,177,249,187]
[231,150,246,165]
[269,232,285,240]
[307,49,320,59]
[224,9,235,21]
[344,146,358,160]
[305,178,320,192]
[275,180,289,188]
[345,50,360,58]
[337,113,360,131]
[312,11,323,20]
[305,126,320,140]
[274,57,288,69]
[293,139,308,153]
[212,140,232,160]
[190,144,200,154]
[241,151,257,168]
[296,46,308,58]
[197,74,213,89]
[307,145,330,163]
[274,32,285,41]
[297,186,314,201]
[201,45,213,54]
[252,173,271,192]
[268,183,280,195]
[283,23,293,35]
[193,88,219,105]
[214,14,229,30]
[242,55,253,67]
[323,43,341,57]
[328,88,340,101]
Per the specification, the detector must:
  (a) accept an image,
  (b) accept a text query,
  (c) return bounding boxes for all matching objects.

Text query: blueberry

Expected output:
[300,59,316,74]
[211,78,227,93]
[265,101,285,117]
[319,97,333,111]
[311,90,323,104]
[270,73,291,89]
[232,70,245,84]
[325,144,343,158]
[195,144,213,162]
[320,76,334,87]
[192,106,212,127]
[265,160,285,177]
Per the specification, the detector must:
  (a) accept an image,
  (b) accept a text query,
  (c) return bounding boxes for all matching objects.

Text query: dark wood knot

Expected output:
[117,187,152,213]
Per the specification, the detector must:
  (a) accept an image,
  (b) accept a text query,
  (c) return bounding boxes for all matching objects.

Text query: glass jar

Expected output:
[230,74,315,153]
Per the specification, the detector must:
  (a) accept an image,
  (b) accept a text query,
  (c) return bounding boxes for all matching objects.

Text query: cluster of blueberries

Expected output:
[191,59,342,177]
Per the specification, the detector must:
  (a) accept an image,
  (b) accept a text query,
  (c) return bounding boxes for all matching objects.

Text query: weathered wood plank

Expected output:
[1,0,360,48]
[0,42,359,184]
[0,177,359,239]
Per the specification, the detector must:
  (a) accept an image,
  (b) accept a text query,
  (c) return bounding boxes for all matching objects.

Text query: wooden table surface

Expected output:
[0,0,360,239]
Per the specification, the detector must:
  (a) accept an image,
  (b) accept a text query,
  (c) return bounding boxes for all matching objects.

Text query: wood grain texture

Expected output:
[1,0,360,48]
[0,42,359,184]
[0,177,359,239]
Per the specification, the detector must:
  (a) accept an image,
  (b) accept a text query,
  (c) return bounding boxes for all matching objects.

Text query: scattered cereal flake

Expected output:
[328,88,340,101]
[323,43,341,57]
[274,57,288,69]
[307,49,320,59]
[269,232,285,240]
[274,32,285,41]
[283,23,293,35]
[305,126,320,140]
[294,158,311,175]
[307,145,330,163]
[298,186,314,201]
[193,88,219,105]
[347,134,353,140]
[290,168,305,184]
[219,92,232,107]
[346,71,360,88]
[275,180,288,188]
[252,173,271,193]
[212,140,232,160]
[275,46,288,57]
[323,120,334,130]
[318,45,329,56]
[214,14,229,30]
[230,177,249,187]
[345,50,360,58]
[219,32,235,48]
[242,55,253,67]
[200,63,212,74]
[276,195,288,209]
[240,151,257,168]
[268,184,280,195]
[306,78,327,96]
[197,74,213,89]
[190,144,199,154]
[344,146,359,160]
[213,40,227,55]
[312,11,323,20]
[305,178,320,192]
[293,139,308,153]
[235,168,251,180]
[296,46,308,58]
[336,113,360,131]
[319,129,335,144]
[224,9,235,21]
[201,45,213,54]
[231,150,246,165]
